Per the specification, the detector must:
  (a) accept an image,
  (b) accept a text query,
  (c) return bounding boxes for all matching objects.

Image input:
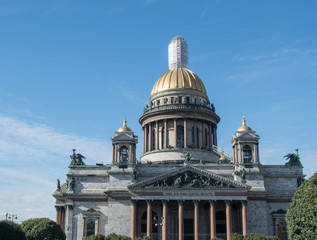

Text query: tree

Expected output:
[105,233,130,240]
[20,218,65,240]
[86,234,106,240]
[0,220,26,240]
[286,172,317,239]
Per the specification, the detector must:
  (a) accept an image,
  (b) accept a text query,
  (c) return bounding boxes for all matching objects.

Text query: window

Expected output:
[157,99,160,106]
[120,146,129,162]
[164,97,168,104]
[205,128,208,148]
[196,127,199,148]
[82,208,100,238]
[179,96,182,104]
[242,145,252,163]
[177,125,184,148]
[152,129,156,150]
[191,126,195,148]
[186,96,190,104]
[86,218,96,236]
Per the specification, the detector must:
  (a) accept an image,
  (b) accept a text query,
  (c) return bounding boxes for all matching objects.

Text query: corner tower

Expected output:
[139,36,220,163]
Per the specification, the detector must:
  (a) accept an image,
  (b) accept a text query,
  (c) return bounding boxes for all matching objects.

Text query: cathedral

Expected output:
[53,36,303,240]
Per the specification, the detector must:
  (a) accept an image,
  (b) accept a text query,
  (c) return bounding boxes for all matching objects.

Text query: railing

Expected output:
[143,102,215,114]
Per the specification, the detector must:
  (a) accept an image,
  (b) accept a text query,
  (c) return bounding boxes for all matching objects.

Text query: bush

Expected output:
[0,220,26,240]
[230,233,244,240]
[105,233,130,240]
[211,237,223,240]
[286,172,317,240]
[86,234,106,240]
[20,218,65,240]
[244,233,278,240]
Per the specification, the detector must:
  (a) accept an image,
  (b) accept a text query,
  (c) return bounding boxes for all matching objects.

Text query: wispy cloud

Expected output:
[0,114,112,221]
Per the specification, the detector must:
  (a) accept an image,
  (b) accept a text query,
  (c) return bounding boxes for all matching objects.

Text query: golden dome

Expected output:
[237,116,252,132]
[219,149,227,161]
[117,118,132,132]
[151,68,207,96]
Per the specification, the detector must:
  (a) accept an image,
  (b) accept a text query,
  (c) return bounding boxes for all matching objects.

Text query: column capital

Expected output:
[193,200,200,206]
[161,199,169,206]
[177,200,185,205]
[131,199,138,206]
[209,200,216,206]
[55,206,62,210]
[241,200,248,206]
[146,200,153,206]
[225,200,232,206]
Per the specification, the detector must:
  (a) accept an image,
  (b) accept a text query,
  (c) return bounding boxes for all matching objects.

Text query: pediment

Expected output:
[235,131,259,140]
[112,132,135,141]
[128,165,250,191]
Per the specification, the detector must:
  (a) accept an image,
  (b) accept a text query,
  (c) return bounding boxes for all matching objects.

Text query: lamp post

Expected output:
[5,213,18,222]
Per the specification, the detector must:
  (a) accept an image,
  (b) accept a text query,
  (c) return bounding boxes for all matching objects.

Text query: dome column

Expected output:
[142,127,145,153]
[145,125,148,152]
[149,124,152,151]
[156,121,159,150]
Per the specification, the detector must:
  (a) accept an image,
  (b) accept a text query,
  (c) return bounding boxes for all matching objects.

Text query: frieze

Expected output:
[129,165,250,191]
[144,170,236,189]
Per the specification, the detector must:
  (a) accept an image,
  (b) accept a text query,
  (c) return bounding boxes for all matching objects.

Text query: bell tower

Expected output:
[231,117,260,165]
[111,118,138,164]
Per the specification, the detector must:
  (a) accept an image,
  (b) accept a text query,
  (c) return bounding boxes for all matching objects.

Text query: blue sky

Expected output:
[0,0,316,222]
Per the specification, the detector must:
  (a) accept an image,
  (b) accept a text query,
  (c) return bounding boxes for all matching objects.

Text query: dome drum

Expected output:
[140,148,220,163]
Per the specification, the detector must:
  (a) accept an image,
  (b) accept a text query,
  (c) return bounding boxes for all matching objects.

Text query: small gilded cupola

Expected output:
[111,118,138,164]
[231,117,260,165]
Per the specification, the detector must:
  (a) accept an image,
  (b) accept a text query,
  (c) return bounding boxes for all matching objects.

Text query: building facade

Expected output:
[53,36,304,240]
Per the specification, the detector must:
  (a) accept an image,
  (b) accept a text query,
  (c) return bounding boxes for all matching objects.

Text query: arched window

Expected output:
[242,145,252,163]
[162,127,165,148]
[152,129,156,150]
[120,146,129,162]
[177,125,184,148]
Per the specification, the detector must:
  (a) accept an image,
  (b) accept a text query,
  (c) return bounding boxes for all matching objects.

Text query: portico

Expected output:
[128,165,250,240]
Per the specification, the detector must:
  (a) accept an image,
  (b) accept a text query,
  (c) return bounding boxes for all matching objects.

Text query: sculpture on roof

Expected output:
[57,179,61,190]
[70,149,86,166]
[284,149,302,167]
[67,176,75,191]
[184,151,192,163]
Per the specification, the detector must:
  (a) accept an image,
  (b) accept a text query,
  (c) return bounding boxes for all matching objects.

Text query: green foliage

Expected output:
[230,233,244,240]
[0,220,26,240]
[105,233,130,240]
[286,172,317,240]
[86,234,106,240]
[244,233,278,240]
[211,237,223,240]
[20,218,65,240]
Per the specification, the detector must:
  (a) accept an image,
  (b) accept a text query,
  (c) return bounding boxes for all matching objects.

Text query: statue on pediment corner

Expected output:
[70,149,86,166]
[284,149,302,167]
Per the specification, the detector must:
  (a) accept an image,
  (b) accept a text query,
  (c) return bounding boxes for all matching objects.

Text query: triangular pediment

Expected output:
[128,165,250,191]
[235,131,259,140]
[112,132,135,141]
